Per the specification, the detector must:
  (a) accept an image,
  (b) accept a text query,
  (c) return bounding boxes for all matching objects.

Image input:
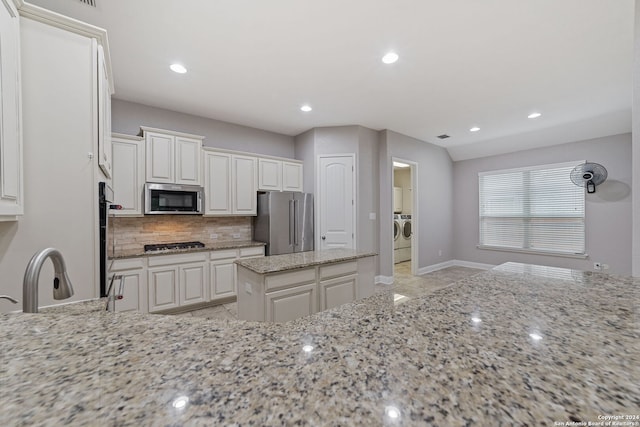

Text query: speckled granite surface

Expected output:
[1,262,638,426]
[235,248,377,273]
[111,240,265,259]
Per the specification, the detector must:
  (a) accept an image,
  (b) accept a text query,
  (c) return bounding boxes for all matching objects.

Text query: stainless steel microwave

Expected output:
[144,183,203,215]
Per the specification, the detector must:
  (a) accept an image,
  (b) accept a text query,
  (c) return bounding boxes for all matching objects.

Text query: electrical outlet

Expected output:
[232,233,241,239]
[602,264,610,270]
[210,233,218,239]
[438,249,442,257]
[244,283,252,295]
[593,262,602,271]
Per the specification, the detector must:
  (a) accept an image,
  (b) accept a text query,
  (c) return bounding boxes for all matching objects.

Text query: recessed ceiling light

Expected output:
[381,52,399,64]
[470,127,480,132]
[528,112,542,119]
[300,105,312,112]
[170,63,187,74]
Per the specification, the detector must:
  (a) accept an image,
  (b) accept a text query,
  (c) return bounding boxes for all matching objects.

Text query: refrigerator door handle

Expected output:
[289,199,294,245]
[293,199,299,245]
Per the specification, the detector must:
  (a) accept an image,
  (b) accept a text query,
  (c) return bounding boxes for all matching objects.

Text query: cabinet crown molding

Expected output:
[139,126,205,141]
[112,132,143,142]
[203,146,302,164]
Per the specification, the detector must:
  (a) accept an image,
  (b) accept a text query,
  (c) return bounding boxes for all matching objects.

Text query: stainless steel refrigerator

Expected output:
[253,191,314,255]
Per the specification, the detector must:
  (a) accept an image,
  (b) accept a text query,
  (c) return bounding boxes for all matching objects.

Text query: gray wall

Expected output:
[453,133,632,274]
[379,130,454,278]
[112,99,295,158]
[357,127,380,256]
[633,0,640,276]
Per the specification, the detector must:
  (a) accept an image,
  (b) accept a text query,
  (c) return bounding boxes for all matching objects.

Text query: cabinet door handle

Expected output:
[321,235,326,240]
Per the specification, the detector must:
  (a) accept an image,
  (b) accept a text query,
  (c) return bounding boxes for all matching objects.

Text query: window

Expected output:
[478,161,585,256]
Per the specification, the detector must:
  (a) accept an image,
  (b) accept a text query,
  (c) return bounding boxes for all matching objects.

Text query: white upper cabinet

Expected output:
[111,133,145,216]
[203,151,232,214]
[141,127,203,185]
[0,0,23,220]
[97,44,112,179]
[203,149,257,215]
[145,131,174,183]
[258,158,282,191]
[258,157,303,192]
[232,154,257,214]
[282,161,303,192]
[175,137,202,185]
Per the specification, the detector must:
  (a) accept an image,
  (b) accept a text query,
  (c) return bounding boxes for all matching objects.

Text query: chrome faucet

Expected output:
[23,248,74,313]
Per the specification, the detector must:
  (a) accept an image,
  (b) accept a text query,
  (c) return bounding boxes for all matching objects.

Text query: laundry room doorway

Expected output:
[392,158,418,278]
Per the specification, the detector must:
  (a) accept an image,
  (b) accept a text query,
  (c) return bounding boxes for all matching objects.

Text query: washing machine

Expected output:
[398,215,412,249]
[393,215,402,250]
[394,214,411,263]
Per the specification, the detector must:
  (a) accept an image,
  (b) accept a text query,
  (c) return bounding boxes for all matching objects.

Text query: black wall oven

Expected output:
[98,182,113,297]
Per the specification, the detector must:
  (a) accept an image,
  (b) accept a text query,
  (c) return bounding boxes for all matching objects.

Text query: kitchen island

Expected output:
[235,248,377,322]
[1,262,638,425]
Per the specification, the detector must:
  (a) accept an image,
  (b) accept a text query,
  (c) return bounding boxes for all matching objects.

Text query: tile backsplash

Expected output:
[109,216,252,254]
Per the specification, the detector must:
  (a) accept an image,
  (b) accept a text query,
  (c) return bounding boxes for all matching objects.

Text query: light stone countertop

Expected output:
[111,240,265,259]
[235,248,377,274]
[1,262,638,425]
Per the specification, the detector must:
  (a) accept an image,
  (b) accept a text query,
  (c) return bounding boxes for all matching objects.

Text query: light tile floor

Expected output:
[174,261,484,321]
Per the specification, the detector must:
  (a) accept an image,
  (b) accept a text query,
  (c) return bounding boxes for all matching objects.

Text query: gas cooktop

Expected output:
[144,241,205,253]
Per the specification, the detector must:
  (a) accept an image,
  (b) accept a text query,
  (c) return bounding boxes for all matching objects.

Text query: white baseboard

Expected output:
[416,260,456,275]
[375,275,394,285]
[416,259,495,275]
[451,260,496,270]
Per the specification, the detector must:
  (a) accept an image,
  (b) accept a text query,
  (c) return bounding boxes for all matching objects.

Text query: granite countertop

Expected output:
[235,248,377,274]
[1,262,638,425]
[111,240,265,259]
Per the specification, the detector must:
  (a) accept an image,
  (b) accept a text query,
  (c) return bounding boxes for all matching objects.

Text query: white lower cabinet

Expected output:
[317,262,358,312]
[148,267,179,312]
[210,250,237,300]
[147,252,208,312]
[109,246,264,313]
[266,282,317,323]
[237,259,370,323]
[109,258,147,313]
[180,263,208,306]
[319,274,357,312]
[210,246,265,301]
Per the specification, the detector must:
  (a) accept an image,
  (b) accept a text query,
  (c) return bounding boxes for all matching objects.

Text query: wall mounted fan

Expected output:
[570,162,608,193]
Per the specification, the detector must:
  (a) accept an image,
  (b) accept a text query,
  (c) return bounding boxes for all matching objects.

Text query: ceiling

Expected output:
[28,0,634,161]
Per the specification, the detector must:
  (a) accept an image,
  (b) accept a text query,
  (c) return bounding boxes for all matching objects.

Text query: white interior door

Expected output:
[318,155,355,250]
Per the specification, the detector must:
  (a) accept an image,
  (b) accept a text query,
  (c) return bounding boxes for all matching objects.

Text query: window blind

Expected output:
[478,161,585,255]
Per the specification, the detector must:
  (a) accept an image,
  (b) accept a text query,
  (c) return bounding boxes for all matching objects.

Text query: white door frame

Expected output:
[316,153,357,250]
[391,157,419,276]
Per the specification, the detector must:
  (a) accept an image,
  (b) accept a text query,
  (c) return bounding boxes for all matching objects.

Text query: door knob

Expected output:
[321,235,326,240]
